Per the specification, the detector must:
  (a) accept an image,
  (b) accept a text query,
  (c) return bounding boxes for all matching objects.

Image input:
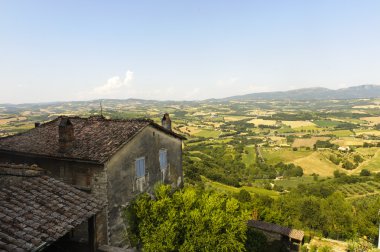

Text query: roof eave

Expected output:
[0,149,104,165]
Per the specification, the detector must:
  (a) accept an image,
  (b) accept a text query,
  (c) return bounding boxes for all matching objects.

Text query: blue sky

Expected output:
[1,1,380,103]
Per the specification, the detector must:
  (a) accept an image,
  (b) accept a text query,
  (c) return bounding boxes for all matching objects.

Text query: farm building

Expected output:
[338,146,350,152]
[0,163,104,252]
[0,114,185,248]
[248,220,304,252]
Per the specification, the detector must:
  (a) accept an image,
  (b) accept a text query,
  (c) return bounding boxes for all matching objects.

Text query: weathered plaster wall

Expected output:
[105,125,183,246]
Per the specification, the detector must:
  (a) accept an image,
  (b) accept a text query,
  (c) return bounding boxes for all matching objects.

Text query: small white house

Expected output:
[338,146,350,152]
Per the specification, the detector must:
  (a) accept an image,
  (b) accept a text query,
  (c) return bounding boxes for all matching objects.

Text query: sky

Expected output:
[1,0,380,103]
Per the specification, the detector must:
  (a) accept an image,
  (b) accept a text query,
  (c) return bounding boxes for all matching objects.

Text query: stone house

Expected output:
[0,115,185,247]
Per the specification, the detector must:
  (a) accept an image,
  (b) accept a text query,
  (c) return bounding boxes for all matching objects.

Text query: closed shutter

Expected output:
[135,157,145,178]
[159,149,167,170]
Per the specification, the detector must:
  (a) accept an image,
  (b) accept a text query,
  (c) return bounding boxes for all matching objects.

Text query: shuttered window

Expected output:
[159,149,167,170]
[135,157,145,178]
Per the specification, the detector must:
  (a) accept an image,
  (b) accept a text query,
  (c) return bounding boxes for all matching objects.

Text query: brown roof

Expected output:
[0,171,104,251]
[0,116,185,163]
[247,220,304,241]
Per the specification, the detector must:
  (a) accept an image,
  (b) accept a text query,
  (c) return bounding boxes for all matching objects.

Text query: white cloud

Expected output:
[183,88,201,100]
[216,77,239,87]
[92,70,134,95]
[245,85,273,93]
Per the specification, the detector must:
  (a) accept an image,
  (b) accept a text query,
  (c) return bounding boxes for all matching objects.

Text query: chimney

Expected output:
[58,117,74,152]
[34,122,40,128]
[161,113,172,131]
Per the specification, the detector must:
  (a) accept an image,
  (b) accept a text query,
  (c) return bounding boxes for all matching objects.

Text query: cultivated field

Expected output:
[248,118,277,126]
[292,137,330,148]
[360,116,380,125]
[292,152,343,176]
[223,116,252,122]
[282,120,315,128]
[261,148,312,165]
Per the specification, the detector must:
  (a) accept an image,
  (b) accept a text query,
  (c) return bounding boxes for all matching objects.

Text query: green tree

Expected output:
[353,155,364,164]
[320,192,354,239]
[360,169,371,176]
[125,185,249,251]
[236,189,252,203]
[299,196,321,230]
[245,227,268,252]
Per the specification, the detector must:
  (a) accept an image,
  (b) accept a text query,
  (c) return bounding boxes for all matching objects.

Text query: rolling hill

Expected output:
[223,85,380,101]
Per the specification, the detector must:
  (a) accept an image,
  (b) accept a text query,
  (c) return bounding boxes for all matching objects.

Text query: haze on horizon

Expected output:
[1,1,380,104]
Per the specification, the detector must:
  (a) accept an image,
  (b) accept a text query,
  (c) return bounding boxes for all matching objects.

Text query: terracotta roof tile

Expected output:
[0,116,185,163]
[248,220,304,241]
[0,174,104,251]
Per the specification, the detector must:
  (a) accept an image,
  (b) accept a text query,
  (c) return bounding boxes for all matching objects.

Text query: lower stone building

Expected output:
[248,220,304,252]
[0,114,185,247]
[0,163,104,252]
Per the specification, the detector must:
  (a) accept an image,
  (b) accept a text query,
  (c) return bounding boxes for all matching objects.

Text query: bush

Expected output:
[319,245,333,252]
[125,185,249,251]
[329,154,341,165]
[342,160,355,170]
[309,244,318,252]
[236,189,252,202]
[334,170,345,178]
[360,169,371,176]
[353,154,364,163]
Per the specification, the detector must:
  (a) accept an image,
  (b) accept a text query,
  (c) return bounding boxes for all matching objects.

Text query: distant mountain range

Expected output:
[222,85,380,101]
[2,85,380,107]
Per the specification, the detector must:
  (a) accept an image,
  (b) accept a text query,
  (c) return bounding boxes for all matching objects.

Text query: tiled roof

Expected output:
[0,116,185,163]
[0,163,43,177]
[247,220,304,241]
[0,173,104,252]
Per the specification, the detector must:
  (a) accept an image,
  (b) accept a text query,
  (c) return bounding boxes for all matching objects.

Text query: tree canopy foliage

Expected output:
[125,185,249,251]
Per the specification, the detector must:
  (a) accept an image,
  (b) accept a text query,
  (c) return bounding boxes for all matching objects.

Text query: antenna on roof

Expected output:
[100,101,103,117]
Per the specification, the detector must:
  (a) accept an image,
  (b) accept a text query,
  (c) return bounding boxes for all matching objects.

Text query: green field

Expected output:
[261,148,312,165]
[242,145,256,167]
[331,130,353,137]
[193,129,221,138]
[291,125,320,132]
[293,151,344,176]
[357,149,380,173]
[314,120,341,128]
[202,176,279,198]
[338,181,380,198]
[274,176,318,189]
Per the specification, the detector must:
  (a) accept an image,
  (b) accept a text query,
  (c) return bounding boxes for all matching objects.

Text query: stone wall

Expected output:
[105,125,183,246]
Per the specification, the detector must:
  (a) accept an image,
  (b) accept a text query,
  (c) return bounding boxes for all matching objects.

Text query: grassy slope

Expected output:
[261,148,312,165]
[355,148,380,174]
[274,176,317,189]
[292,151,343,176]
[202,176,279,198]
[242,145,256,167]
[193,129,220,138]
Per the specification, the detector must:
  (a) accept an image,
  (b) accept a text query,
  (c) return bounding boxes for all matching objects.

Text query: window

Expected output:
[159,149,167,170]
[135,157,145,178]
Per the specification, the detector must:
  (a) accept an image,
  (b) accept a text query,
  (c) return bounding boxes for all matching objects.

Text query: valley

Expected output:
[1,93,380,247]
